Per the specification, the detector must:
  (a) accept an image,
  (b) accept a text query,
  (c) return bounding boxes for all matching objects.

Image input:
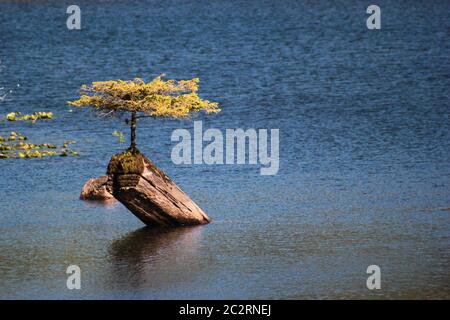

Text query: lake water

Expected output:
[0,0,449,299]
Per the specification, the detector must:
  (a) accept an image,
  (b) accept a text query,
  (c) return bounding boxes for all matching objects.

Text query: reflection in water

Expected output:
[108,226,204,292]
[82,199,119,209]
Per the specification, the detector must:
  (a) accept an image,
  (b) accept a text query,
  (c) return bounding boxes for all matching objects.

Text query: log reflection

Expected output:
[108,226,204,291]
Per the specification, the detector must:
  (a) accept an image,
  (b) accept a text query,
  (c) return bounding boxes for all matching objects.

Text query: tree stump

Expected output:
[80,176,116,201]
[106,148,211,227]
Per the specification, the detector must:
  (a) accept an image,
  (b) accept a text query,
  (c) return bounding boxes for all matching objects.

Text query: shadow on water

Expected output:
[107,226,205,292]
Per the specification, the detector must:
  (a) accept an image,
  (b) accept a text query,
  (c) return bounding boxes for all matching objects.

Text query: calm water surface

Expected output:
[0,0,449,299]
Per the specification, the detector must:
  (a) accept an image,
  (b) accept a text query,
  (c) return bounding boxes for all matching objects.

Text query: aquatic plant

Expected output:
[112,130,125,144]
[5,111,53,122]
[0,132,78,159]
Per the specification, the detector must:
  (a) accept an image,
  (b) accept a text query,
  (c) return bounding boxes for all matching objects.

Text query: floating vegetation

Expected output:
[0,132,78,159]
[5,111,53,122]
[18,150,58,158]
[1,131,27,142]
[63,140,76,146]
[112,130,125,144]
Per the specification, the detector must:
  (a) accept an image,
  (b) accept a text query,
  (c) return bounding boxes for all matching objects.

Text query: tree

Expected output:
[68,75,220,152]
[69,75,218,226]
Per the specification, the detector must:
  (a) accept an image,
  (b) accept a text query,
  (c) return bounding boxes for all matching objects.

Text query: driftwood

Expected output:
[80,176,116,201]
[106,149,210,227]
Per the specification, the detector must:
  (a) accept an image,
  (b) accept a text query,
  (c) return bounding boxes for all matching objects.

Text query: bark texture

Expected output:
[106,149,210,227]
[80,176,116,201]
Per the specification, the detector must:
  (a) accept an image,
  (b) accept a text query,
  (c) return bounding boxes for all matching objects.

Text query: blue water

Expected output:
[0,0,449,299]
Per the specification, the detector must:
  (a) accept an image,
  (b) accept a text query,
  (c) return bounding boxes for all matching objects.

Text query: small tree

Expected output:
[68,75,220,152]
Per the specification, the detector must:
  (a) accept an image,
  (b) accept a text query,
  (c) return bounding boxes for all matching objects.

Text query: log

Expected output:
[80,176,116,201]
[106,148,211,227]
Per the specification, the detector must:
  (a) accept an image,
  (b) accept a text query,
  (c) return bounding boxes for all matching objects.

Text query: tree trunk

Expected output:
[106,149,211,227]
[130,111,137,151]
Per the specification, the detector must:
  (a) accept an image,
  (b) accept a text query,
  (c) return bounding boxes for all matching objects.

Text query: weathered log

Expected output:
[80,176,116,201]
[106,149,210,227]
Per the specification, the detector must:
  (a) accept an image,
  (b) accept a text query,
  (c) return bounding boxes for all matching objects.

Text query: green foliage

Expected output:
[67,75,220,118]
[113,130,125,144]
